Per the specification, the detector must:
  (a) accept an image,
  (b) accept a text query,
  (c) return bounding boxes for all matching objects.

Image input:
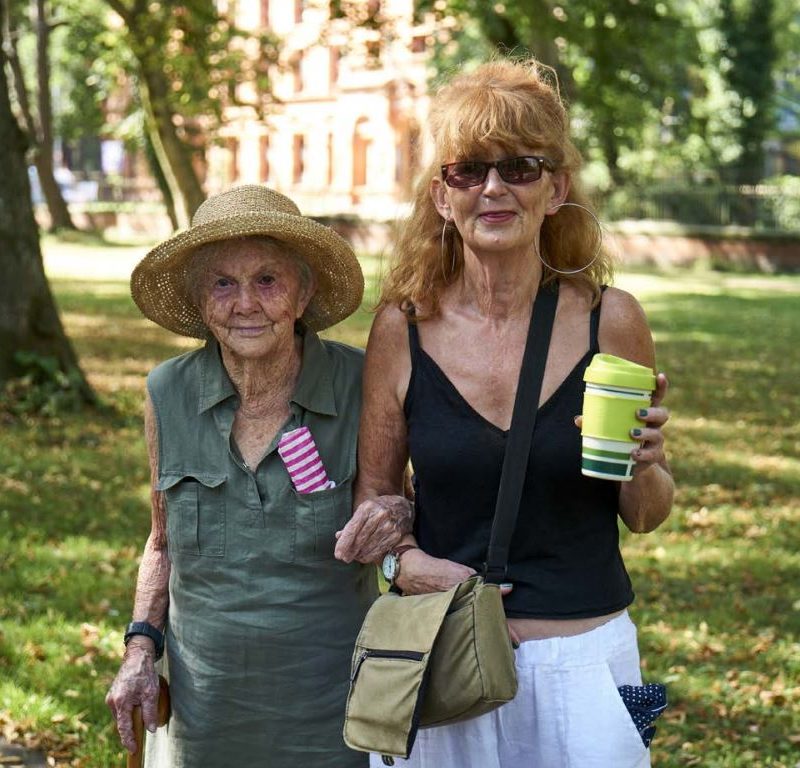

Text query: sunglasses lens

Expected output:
[443,157,549,187]
[498,157,542,183]
[444,162,488,188]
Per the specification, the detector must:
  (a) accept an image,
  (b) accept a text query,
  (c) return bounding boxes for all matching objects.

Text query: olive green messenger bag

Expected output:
[343,284,559,763]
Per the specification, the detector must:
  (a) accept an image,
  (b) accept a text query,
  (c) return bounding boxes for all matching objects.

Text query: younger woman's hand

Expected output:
[630,372,670,470]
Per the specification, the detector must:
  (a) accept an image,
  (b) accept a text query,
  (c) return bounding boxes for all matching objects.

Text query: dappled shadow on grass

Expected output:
[646,292,799,428]
[625,527,800,765]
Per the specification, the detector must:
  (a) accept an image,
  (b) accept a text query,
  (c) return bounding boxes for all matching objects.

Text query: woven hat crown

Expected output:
[192,185,301,227]
[130,184,363,337]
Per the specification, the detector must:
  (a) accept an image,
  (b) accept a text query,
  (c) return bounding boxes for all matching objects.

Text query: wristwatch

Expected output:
[124,621,165,660]
[381,544,419,586]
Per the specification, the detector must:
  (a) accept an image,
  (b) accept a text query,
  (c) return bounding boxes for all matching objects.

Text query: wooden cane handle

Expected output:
[157,674,171,726]
[127,705,144,768]
[126,676,170,768]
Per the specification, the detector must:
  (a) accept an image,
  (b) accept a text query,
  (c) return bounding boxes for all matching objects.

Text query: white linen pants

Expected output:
[371,611,651,768]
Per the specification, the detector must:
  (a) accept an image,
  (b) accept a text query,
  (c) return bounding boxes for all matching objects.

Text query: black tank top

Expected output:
[405,292,634,619]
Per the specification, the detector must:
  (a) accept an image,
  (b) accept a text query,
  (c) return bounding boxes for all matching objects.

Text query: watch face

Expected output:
[382,553,397,581]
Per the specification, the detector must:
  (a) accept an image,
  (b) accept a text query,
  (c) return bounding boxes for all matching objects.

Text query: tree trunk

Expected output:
[33,0,75,231]
[0,13,93,400]
[137,58,206,228]
[103,0,206,228]
[2,0,76,231]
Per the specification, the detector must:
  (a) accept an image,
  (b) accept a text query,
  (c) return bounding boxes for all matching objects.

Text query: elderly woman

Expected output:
[106,186,408,767]
[336,59,674,767]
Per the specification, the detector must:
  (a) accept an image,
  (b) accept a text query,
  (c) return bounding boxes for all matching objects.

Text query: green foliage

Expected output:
[0,351,91,417]
[50,0,120,142]
[420,0,800,187]
[718,0,778,183]
[109,0,280,131]
[419,0,702,185]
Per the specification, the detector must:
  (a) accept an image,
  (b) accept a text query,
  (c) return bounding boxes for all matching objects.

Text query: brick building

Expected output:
[207,0,435,219]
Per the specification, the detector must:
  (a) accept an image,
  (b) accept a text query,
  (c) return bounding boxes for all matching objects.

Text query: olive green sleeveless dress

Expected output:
[144,333,375,767]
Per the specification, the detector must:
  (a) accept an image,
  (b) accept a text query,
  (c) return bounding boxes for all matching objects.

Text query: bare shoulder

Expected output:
[598,286,655,368]
[367,303,410,350]
[364,304,413,404]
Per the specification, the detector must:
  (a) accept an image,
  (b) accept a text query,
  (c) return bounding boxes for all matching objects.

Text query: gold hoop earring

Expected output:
[535,202,602,276]
[441,218,456,281]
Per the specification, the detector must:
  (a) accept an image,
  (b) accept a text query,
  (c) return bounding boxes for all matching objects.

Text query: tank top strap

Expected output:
[406,305,421,359]
[589,285,608,351]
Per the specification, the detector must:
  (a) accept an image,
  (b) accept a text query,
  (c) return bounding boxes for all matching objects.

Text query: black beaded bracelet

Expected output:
[124,621,165,660]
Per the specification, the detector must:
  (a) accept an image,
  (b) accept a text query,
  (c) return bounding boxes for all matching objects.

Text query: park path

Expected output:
[0,739,46,767]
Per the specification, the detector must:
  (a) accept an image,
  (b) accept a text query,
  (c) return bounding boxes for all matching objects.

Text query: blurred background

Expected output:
[11,0,800,245]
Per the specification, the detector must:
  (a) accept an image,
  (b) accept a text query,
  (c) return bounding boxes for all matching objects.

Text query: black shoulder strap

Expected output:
[589,285,607,350]
[483,282,559,583]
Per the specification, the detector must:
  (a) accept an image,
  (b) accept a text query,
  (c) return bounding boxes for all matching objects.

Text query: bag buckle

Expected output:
[482,562,507,584]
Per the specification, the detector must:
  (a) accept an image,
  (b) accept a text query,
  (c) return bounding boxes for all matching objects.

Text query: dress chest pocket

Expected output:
[291,476,353,562]
[160,472,227,558]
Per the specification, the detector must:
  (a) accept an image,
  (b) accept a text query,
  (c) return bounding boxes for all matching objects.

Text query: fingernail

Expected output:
[631,428,642,437]
[638,408,648,418]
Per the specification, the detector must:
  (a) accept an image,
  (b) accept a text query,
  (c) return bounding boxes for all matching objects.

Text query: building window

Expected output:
[227,137,239,184]
[329,47,340,88]
[352,119,369,188]
[365,39,381,66]
[411,35,427,54]
[293,134,305,184]
[327,132,334,186]
[260,135,269,182]
[292,55,303,93]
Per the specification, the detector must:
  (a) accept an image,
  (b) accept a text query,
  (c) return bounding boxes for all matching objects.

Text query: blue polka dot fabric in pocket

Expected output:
[617,683,668,748]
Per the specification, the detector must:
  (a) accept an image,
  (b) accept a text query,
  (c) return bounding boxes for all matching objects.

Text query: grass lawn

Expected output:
[1,235,799,766]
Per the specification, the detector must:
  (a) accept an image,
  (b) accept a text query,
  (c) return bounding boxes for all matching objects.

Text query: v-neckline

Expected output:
[416,345,593,435]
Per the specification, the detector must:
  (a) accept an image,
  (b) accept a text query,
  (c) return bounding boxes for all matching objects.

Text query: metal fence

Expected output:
[598,184,800,232]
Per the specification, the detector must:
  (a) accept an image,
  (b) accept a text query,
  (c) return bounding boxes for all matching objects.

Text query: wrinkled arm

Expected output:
[106,392,171,752]
[598,289,674,533]
[335,306,414,563]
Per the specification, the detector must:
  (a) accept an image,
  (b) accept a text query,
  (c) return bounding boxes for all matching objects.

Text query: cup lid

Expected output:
[583,353,656,391]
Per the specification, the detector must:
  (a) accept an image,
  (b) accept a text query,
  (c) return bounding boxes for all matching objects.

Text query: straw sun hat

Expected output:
[130,185,364,337]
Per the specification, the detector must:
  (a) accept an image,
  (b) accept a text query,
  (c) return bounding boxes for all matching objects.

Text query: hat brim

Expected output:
[130,211,364,337]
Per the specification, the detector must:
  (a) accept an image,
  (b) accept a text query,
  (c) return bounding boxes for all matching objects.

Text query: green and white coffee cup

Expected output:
[581,353,656,481]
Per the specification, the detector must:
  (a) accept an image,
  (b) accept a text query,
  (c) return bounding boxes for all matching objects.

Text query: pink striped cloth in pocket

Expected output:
[277,426,336,493]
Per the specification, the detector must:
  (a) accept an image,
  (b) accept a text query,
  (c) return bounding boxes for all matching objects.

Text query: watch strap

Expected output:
[124,621,165,660]
[392,544,418,559]
[388,544,419,586]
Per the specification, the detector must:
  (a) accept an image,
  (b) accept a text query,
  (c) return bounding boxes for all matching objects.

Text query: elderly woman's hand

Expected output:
[334,495,414,563]
[105,641,160,753]
[630,372,670,471]
[394,548,477,595]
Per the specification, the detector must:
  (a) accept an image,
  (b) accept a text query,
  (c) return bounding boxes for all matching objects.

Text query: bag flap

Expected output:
[356,577,479,654]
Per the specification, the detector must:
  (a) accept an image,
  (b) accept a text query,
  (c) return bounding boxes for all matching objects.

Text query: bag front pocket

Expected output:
[344,648,427,757]
[161,473,226,558]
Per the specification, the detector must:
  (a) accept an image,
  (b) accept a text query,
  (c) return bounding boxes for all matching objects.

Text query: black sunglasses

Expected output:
[440,155,556,188]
